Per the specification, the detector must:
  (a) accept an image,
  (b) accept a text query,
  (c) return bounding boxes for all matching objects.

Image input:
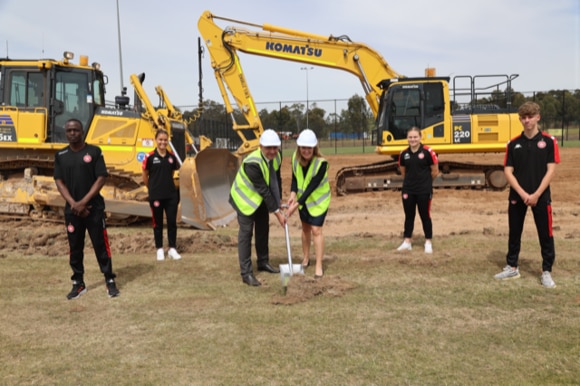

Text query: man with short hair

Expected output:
[229,129,286,286]
[54,118,119,299]
[494,102,560,288]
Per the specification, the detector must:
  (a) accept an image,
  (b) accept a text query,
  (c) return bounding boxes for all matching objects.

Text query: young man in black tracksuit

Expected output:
[494,102,560,288]
[54,118,119,299]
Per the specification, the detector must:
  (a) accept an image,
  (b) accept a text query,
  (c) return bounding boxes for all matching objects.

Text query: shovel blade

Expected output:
[279,263,304,286]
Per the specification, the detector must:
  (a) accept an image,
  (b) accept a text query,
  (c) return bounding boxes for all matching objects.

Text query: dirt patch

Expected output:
[271,274,357,305]
[0,221,237,258]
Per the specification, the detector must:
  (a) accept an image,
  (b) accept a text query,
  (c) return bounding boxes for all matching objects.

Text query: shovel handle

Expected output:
[284,223,294,275]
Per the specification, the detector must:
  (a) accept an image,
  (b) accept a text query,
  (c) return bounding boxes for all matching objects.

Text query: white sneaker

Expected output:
[396,241,412,251]
[156,248,165,261]
[541,271,556,288]
[168,248,182,260]
[494,265,520,280]
[424,241,433,254]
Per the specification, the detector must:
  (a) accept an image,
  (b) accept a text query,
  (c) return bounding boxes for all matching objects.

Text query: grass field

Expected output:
[280,130,580,157]
[1,226,579,385]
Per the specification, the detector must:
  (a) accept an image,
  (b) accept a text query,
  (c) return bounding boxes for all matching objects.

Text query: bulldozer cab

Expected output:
[52,68,104,142]
[0,57,104,143]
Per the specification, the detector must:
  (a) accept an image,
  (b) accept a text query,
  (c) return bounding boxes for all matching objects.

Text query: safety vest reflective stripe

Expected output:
[294,157,322,196]
[230,149,281,216]
[231,173,260,212]
[305,178,330,210]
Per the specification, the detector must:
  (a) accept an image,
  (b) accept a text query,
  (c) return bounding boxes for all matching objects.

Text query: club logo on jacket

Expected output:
[67,224,75,233]
[83,154,92,163]
[168,157,174,164]
[537,141,546,149]
[418,153,425,159]
[154,200,160,207]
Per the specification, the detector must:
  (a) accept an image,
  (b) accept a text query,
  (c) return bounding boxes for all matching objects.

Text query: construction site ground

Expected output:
[1,147,578,270]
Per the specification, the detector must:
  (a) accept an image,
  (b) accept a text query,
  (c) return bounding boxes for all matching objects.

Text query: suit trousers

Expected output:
[237,203,270,276]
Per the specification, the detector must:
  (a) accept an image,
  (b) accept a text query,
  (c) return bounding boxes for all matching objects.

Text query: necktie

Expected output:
[269,160,281,207]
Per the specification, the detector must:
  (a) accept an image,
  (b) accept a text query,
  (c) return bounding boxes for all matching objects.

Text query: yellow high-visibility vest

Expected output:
[230,149,281,215]
[291,152,330,216]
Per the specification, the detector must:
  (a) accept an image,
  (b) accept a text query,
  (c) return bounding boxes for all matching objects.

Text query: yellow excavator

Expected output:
[0,51,238,229]
[198,10,523,194]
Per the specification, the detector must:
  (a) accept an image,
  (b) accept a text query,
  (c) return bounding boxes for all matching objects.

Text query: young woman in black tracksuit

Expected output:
[142,129,181,261]
[396,126,439,253]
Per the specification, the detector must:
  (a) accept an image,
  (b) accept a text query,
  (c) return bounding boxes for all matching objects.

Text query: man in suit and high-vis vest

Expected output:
[229,129,286,286]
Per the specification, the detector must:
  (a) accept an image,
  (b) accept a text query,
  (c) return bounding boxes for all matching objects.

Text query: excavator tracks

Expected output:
[335,159,507,196]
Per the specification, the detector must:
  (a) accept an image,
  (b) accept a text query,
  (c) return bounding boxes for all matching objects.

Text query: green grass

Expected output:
[1,226,579,385]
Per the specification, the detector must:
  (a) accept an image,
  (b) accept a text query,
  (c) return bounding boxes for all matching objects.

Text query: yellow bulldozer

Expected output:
[0,51,238,229]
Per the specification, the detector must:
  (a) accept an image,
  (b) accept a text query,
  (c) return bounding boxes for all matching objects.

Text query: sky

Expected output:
[1,0,579,113]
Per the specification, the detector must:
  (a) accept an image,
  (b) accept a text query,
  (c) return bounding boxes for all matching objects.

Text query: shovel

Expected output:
[279,221,304,286]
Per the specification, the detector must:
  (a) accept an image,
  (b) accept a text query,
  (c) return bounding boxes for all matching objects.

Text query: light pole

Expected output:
[301,66,313,129]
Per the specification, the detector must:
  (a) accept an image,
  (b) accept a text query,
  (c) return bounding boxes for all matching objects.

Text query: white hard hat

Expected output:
[296,129,318,147]
[259,129,281,147]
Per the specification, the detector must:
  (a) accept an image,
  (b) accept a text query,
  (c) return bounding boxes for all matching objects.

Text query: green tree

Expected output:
[260,105,295,133]
[289,103,304,134]
[304,103,327,137]
[344,94,372,138]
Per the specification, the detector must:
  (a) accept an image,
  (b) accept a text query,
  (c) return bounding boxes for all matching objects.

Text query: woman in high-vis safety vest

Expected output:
[229,129,286,287]
[286,129,330,278]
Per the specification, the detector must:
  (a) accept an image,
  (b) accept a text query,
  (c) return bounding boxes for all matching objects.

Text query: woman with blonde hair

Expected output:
[396,126,439,253]
[286,129,330,278]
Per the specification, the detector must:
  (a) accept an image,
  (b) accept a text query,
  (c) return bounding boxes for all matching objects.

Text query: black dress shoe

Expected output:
[242,274,261,286]
[257,263,280,274]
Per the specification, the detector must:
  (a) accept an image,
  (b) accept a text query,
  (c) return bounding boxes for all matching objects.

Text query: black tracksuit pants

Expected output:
[402,192,433,239]
[149,194,179,249]
[507,198,555,272]
[66,210,115,282]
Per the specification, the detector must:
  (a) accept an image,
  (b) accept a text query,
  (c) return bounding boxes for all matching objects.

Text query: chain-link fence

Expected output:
[187,90,580,154]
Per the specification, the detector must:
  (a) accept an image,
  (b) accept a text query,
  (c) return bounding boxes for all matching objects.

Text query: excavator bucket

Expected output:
[179,148,240,230]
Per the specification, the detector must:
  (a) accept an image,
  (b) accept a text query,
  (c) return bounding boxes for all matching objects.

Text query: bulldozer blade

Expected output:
[179,148,240,230]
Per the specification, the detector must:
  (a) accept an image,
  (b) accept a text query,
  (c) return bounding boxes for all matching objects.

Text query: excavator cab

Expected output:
[377,78,447,143]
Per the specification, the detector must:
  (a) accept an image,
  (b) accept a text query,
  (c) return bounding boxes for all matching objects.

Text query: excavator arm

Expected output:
[198,10,402,155]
